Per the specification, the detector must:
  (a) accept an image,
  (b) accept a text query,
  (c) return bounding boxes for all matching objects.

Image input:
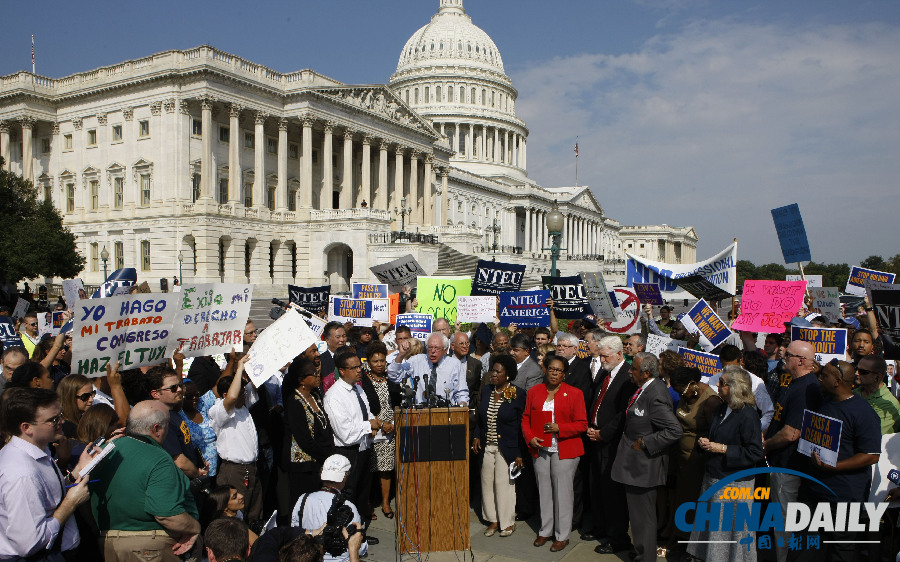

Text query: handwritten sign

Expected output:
[808,287,842,323]
[62,278,87,311]
[730,280,807,333]
[303,313,327,339]
[846,266,895,297]
[370,254,426,291]
[0,317,24,349]
[771,203,812,264]
[456,296,497,324]
[580,272,617,320]
[681,299,732,352]
[471,260,526,297]
[168,284,253,357]
[786,274,822,288]
[798,409,842,467]
[73,294,178,377]
[541,275,590,319]
[606,287,641,335]
[646,334,687,357]
[790,326,847,364]
[498,290,550,328]
[245,309,318,388]
[678,347,722,378]
[396,313,433,342]
[416,276,471,324]
[352,283,388,299]
[633,283,664,306]
[288,284,330,315]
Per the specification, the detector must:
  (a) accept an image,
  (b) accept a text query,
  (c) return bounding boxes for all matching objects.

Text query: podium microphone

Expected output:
[271,298,313,318]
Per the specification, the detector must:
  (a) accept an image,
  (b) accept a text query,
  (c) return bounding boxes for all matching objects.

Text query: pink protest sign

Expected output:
[731,280,807,333]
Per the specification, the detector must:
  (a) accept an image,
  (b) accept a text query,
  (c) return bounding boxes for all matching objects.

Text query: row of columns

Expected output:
[0,118,35,182]
[435,122,525,169]
[522,207,603,256]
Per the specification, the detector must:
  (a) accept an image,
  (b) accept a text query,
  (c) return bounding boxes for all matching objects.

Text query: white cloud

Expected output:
[513,20,900,264]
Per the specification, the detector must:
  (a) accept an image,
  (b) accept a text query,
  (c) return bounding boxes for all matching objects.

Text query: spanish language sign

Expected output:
[73,294,178,377]
[456,296,497,324]
[798,409,842,467]
[352,283,389,299]
[791,326,848,364]
[471,260,526,297]
[245,309,318,388]
[415,276,472,324]
[606,287,642,335]
[498,290,551,327]
[541,275,590,319]
[633,283,665,306]
[808,287,842,324]
[51,311,67,336]
[288,284,330,315]
[626,242,737,297]
[645,334,687,357]
[396,313,434,342]
[370,254,426,291]
[771,203,812,264]
[846,266,896,297]
[580,272,617,320]
[730,279,807,333]
[681,299,732,352]
[169,284,253,357]
[678,347,722,378]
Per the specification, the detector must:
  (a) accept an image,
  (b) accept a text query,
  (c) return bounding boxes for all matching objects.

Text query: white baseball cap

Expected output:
[321,454,352,482]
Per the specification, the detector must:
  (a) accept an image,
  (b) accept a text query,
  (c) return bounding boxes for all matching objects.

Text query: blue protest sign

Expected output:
[633,283,664,306]
[790,325,847,364]
[288,284,330,314]
[797,409,842,467]
[498,290,551,328]
[329,297,374,327]
[92,268,138,298]
[678,347,722,378]
[396,313,433,342]
[845,266,896,297]
[771,203,811,264]
[0,317,24,349]
[471,260,526,297]
[684,299,732,350]
[352,283,388,299]
[541,275,590,319]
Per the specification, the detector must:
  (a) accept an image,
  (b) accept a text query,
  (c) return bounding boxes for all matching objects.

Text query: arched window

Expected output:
[436,85,442,101]
[459,86,464,102]
[475,45,480,54]
[448,85,453,102]
[424,86,429,102]
[467,43,472,52]
[414,88,419,104]
[482,89,487,106]
[440,42,444,50]
[471,88,476,104]
[431,43,434,51]
[458,41,462,51]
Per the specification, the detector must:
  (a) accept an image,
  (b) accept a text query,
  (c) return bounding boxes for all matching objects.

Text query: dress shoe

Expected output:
[484,525,498,537]
[594,542,632,554]
[499,525,515,537]
[549,539,569,552]
[366,537,379,545]
[580,532,597,541]
[533,536,551,547]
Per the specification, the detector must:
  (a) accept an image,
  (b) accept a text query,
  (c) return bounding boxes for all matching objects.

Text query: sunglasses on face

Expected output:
[33,414,64,426]
[76,390,97,402]
[156,383,183,393]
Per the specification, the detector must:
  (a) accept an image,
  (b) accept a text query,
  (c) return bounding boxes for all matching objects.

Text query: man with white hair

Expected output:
[388,332,468,406]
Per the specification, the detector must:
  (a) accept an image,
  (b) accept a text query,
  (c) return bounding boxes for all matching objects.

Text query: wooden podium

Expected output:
[393,407,470,554]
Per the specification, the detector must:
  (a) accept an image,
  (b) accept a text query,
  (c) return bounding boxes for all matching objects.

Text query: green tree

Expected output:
[860,255,887,271]
[0,158,85,285]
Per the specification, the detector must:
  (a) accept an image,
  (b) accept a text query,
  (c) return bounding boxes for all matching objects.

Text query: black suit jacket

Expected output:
[320,349,335,381]
[589,363,637,445]
[360,373,403,417]
[474,385,526,465]
[566,357,593,413]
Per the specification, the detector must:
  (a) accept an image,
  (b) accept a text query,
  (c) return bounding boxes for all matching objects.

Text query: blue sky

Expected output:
[4,0,899,265]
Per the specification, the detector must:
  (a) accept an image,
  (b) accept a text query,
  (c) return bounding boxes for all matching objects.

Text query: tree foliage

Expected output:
[737,255,900,290]
[0,158,85,284]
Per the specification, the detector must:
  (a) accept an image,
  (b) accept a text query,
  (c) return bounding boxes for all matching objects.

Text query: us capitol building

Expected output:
[0,0,696,296]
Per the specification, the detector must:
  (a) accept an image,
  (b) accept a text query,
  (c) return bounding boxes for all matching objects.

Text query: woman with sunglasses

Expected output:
[180,380,219,479]
[57,374,95,438]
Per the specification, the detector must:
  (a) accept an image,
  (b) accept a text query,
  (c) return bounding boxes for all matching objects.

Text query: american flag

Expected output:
[31,35,34,72]
[574,142,579,157]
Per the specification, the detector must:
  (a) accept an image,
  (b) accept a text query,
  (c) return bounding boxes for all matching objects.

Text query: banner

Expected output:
[606,287,641,335]
[808,287,842,323]
[846,266,895,297]
[169,284,253,357]
[771,203,812,264]
[471,260,526,297]
[633,283,664,306]
[541,275,590,319]
[329,297,377,327]
[0,317,24,349]
[370,254,426,291]
[678,347,722,378]
[730,280,807,333]
[245,309,318,388]
[626,242,737,297]
[456,296,497,324]
[396,313,433,342]
[352,283,388,299]
[415,276,472,324]
[786,274,822,288]
[73,294,178,377]
[645,334,687,357]
[681,299,732,352]
[92,268,137,298]
[798,409,842,467]
[288,284,330,315]
[791,326,847,364]
[498,290,550,328]
[580,272,617,319]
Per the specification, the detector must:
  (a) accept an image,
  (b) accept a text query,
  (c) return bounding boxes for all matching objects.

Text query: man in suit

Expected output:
[452,331,485,503]
[319,321,347,394]
[507,334,544,392]
[611,352,682,562]
[588,336,637,553]
[555,331,592,530]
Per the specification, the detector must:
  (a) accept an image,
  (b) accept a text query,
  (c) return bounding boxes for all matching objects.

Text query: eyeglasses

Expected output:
[340,365,362,371]
[547,367,565,374]
[76,390,97,402]
[32,414,64,427]
[156,383,183,394]
[784,352,808,361]
[244,329,259,336]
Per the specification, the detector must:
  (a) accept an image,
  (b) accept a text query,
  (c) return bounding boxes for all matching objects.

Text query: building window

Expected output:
[436,85,441,101]
[140,174,151,206]
[90,243,99,272]
[219,126,229,142]
[448,86,453,102]
[243,132,254,149]
[90,180,99,210]
[639,243,645,249]
[471,88,476,104]
[218,178,228,204]
[288,189,297,211]
[414,88,419,104]
[114,177,124,208]
[64,134,73,150]
[192,119,202,137]
[114,242,124,270]
[267,137,277,154]
[87,129,97,146]
[424,86,430,102]
[43,184,52,202]
[289,143,298,159]
[41,138,51,153]
[459,86,464,102]
[66,183,75,212]
[243,183,252,207]
[405,90,409,104]
[267,187,275,210]
[191,174,201,202]
[139,120,149,137]
[141,241,151,271]
[112,125,123,142]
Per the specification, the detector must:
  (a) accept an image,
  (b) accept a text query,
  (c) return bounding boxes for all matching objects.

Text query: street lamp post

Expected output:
[394,197,412,236]
[489,218,501,252]
[178,250,184,283]
[542,200,565,277]
[100,246,109,280]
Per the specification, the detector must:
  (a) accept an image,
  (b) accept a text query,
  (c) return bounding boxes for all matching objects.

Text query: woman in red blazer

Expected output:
[521,354,588,553]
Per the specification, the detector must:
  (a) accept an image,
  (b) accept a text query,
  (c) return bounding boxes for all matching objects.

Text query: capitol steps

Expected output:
[434,244,546,289]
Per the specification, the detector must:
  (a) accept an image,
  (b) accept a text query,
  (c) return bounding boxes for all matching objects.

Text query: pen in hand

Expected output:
[65,479,100,489]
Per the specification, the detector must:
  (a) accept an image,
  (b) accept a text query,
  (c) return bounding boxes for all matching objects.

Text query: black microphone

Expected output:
[271,298,313,318]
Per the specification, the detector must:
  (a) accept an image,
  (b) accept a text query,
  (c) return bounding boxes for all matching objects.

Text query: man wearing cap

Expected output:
[291,454,370,561]
[479,331,510,379]
[853,355,900,434]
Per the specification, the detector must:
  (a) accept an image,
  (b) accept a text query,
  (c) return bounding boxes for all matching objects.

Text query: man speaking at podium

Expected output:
[388,332,469,407]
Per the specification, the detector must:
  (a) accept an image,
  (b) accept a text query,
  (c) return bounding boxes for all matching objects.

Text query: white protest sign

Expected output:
[304,313,327,339]
[645,334,687,357]
[245,309,318,388]
[786,274,822,287]
[808,287,842,323]
[369,254,426,291]
[169,284,254,358]
[456,296,497,324]
[580,272,617,320]
[869,433,900,507]
[73,294,178,377]
[12,298,28,319]
[606,287,642,335]
[62,279,86,311]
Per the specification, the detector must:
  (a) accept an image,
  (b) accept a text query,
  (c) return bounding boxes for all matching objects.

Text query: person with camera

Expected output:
[290,454,368,562]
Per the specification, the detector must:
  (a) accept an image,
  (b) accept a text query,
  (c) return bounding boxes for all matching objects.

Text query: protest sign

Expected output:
[771,203,812,264]
[62,278,86,310]
[169,284,253,357]
[577,340,589,359]
[633,283,664,306]
[0,317,24,349]
[681,299,731,352]
[73,294,178,377]
[541,275,590,319]
[304,313,327,339]
[370,254,426,291]
[846,266,895,297]
[869,433,900,506]
[730,280,807,333]
[51,311,67,336]
[388,293,399,325]
[580,272,616,320]
[37,312,52,337]
[645,334,687,357]
[797,409,842,467]
[415,276,472,324]
[498,290,550,328]
[678,347,722,379]
[12,298,28,320]
[288,284,330,315]
[329,296,375,327]
[674,274,736,301]
[791,326,847,364]
[245,309,318,388]
[871,288,900,359]
[808,287,842,323]
[92,268,137,298]
[352,283,389,299]
[605,287,641,335]
[626,242,737,297]
[786,274,822,288]
[456,296,497,324]
[471,260,526,296]
[396,313,433,342]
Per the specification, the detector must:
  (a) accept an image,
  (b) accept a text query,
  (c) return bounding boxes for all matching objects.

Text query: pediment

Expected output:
[568,187,603,216]
[310,85,438,138]
[107,161,125,172]
[58,168,76,178]
[133,158,153,168]
[82,165,100,175]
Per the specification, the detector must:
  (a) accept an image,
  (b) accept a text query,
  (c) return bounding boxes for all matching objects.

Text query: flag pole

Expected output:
[31,35,35,74]
[574,137,579,187]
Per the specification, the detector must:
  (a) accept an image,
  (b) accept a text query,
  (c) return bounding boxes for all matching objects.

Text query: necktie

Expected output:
[626,387,643,415]
[590,374,611,425]
[354,386,369,420]
[590,357,598,379]
[428,362,438,399]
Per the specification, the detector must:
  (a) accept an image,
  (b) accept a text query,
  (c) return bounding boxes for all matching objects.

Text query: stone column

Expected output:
[200,98,214,199]
[565,215,571,255]
[253,112,266,207]
[277,118,288,211]
[341,130,353,208]
[300,116,313,208]
[492,127,499,163]
[522,137,527,170]
[393,147,404,215]
[49,122,60,207]
[525,208,533,252]
[228,104,242,205]
[408,150,419,224]
[479,125,486,161]
[440,168,449,226]
[361,135,372,207]
[468,123,474,159]
[322,122,334,209]
[423,154,433,226]
[20,117,35,183]
[0,121,9,171]
[377,141,388,209]
[581,219,587,255]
